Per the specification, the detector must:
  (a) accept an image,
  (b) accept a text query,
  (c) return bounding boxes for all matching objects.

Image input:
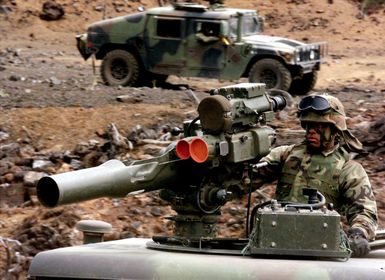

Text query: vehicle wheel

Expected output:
[101,50,141,86]
[248,58,292,91]
[288,71,318,95]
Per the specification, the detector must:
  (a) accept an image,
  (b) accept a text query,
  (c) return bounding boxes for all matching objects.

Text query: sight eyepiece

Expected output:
[270,95,287,112]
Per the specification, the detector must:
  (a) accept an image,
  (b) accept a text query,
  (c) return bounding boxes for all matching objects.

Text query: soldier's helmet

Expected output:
[297,94,363,152]
[297,94,347,131]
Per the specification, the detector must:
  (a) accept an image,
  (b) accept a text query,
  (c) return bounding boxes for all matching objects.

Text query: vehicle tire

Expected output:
[288,71,318,95]
[101,50,141,86]
[248,58,292,91]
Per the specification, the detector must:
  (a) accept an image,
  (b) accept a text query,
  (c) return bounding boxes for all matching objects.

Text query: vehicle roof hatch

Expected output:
[173,2,208,12]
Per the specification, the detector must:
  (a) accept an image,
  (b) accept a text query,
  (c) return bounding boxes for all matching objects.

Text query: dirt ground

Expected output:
[0,0,385,277]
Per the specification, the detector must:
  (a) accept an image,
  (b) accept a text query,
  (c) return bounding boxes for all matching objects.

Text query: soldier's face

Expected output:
[305,122,330,149]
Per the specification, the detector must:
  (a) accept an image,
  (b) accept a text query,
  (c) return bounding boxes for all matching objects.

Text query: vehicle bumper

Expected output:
[76,33,92,61]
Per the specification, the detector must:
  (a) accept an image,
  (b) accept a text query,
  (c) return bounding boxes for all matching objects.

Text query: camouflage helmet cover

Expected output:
[298,94,347,131]
[298,94,363,152]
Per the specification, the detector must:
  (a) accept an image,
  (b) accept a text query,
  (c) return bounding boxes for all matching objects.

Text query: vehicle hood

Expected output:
[28,238,385,280]
[87,12,144,31]
[243,34,305,52]
[88,16,126,30]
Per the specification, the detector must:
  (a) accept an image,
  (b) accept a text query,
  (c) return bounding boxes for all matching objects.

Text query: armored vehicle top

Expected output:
[28,83,385,280]
[77,1,327,94]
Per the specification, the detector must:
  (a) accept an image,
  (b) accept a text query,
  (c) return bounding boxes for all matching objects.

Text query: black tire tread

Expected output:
[100,49,140,86]
[288,71,318,95]
[248,58,292,92]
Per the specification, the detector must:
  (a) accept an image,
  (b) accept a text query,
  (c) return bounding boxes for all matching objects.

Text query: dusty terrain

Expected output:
[0,0,384,277]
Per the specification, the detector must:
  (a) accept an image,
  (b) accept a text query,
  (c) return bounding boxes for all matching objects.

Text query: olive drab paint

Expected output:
[29,84,385,280]
[261,144,377,240]
[76,2,327,94]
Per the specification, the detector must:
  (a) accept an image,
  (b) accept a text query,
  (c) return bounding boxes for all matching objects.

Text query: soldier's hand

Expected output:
[348,228,370,257]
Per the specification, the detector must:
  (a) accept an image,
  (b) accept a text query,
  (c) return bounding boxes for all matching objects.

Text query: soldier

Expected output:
[256,94,378,257]
[196,22,220,44]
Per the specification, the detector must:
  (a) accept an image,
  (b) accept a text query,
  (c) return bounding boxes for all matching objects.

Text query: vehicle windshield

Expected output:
[228,15,262,38]
[124,12,145,23]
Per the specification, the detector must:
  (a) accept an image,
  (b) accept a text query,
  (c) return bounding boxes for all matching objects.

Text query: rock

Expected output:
[70,159,83,170]
[56,163,73,173]
[116,95,143,103]
[142,144,164,155]
[23,171,46,187]
[1,142,20,156]
[0,5,12,14]
[3,172,14,183]
[32,159,53,169]
[9,74,22,81]
[131,221,142,230]
[0,183,25,207]
[94,5,105,12]
[40,1,65,21]
[49,76,61,86]
[107,123,132,150]
[150,207,163,217]
[0,131,9,141]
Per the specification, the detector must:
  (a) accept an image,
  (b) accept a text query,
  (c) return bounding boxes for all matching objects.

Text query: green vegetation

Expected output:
[362,0,385,13]
[0,88,9,97]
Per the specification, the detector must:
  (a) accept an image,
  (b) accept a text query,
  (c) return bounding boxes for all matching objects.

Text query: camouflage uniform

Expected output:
[196,32,220,44]
[259,142,378,240]
[257,94,378,241]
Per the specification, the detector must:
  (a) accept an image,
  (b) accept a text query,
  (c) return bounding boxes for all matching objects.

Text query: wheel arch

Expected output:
[95,44,144,65]
[242,55,299,78]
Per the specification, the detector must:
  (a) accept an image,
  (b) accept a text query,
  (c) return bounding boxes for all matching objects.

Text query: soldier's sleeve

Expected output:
[339,160,378,240]
[196,32,219,43]
[255,145,294,183]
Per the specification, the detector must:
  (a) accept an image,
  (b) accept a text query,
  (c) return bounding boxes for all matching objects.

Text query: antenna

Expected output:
[103,0,107,20]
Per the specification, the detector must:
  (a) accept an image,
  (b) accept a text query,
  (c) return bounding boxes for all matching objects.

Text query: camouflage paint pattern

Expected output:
[86,13,146,54]
[77,3,327,83]
[27,83,385,279]
[259,143,378,240]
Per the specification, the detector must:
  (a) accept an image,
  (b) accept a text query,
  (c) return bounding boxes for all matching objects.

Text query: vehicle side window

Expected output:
[243,16,262,35]
[228,18,238,38]
[156,18,182,38]
[196,21,220,37]
[228,16,261,37]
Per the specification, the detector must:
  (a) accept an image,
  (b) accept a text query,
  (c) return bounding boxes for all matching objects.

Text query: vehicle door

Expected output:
[186,20,228,76]
[144,16,186,74]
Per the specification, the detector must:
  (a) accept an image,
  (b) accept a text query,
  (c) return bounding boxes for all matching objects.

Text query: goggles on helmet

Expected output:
[298,95,331,113]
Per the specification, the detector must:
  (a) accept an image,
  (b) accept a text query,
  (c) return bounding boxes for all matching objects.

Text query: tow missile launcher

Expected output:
[28,83,385,280]
[36,83,284,242]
